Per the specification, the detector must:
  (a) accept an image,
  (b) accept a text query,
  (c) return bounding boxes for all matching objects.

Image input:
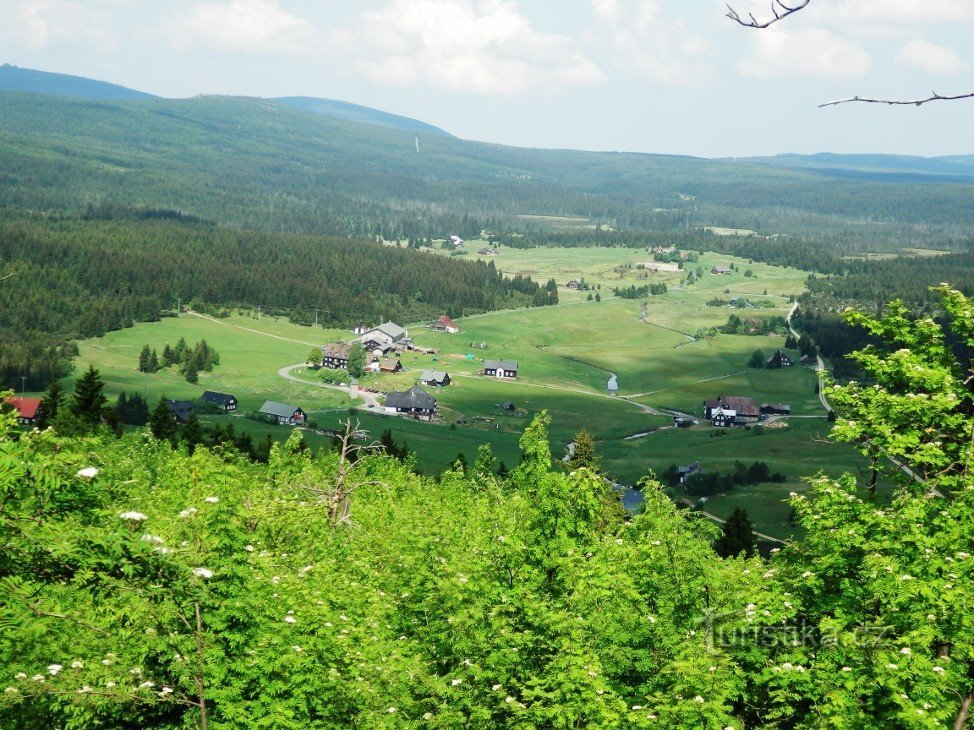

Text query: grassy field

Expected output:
[62,247,873,538]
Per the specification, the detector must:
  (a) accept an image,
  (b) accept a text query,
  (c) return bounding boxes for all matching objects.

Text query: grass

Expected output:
[64,247,870,536]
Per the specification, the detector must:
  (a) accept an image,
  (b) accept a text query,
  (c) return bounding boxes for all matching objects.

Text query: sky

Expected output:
[1,0,973,158]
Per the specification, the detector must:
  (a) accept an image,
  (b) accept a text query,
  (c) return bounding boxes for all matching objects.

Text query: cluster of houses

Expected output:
[703,395,791,428]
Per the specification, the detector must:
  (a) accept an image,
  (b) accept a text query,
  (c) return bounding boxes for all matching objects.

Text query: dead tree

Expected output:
[726,1,973,107]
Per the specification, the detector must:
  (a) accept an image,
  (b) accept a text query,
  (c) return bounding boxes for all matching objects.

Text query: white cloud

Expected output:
[819,0,974,26]
[736,26,872,80]
[591,0,710,86]
[349,0,604,95]
[897,39,964,75]
[176,0,314,55]
[5,0,114,50]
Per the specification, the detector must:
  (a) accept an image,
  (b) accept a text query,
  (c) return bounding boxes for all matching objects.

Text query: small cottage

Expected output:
[484,359,518,379]
[704,395,760,423]
[766,350,794,368]
[259,401,306,426]
[427,315,460,334]
[566,279,581,290]
[201,391,237,412]
[321,343,351,369]
[711,266,732,275]
[167,400,195,424]
[4,396,42,425]
[420,370,451,387]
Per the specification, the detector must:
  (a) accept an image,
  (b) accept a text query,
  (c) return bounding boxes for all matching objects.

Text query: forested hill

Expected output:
[0,64,157,100]
[274,96,451,136]
[3,91,974,241]
[0,215,546,389]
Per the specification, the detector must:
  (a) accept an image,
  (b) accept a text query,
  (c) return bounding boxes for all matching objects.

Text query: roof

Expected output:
[421,370,449,382]
[761,403,791,412]
[437,315,458,329]
[5,396,41,419]
[485,359,518,371]
[167,400,195,421]
[379,358,401,370]
[321,342,351,358]
[202,391,236,405]
[260,400,303,418]
[365,321,406,341]
[385,386,436,411]
[704,395,759,417]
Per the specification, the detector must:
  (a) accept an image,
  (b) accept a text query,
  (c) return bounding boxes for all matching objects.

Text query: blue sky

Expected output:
[2,0,972,157]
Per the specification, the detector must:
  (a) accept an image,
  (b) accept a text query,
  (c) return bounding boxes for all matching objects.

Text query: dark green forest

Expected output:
[0,214,542,389]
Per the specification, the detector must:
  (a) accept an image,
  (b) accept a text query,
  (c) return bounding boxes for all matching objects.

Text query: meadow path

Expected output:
[278,364,380,408]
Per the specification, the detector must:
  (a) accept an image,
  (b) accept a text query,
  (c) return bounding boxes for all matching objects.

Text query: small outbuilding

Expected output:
[201,391,237,412]
[259,401,306,426]
[420,370,451,387]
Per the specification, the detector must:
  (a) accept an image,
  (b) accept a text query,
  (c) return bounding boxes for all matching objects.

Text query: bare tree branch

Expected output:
[820,91,974,108]
[726,0,810,29]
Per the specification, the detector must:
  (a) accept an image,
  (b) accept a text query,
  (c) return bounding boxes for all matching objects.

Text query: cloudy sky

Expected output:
[2,0,972,157]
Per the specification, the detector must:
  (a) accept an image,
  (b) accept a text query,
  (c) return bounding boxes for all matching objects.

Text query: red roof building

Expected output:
[5,396,43,424]
[427,315,460,334]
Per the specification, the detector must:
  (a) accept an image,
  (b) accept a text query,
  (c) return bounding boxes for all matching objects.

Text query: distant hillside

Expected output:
[274,96,450,136]
[1,91,974,243]
[0,64,157,100]
[741,152,974,182]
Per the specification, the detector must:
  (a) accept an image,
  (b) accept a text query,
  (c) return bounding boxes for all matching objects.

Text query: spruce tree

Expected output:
[148,397,177,443]
[184,358,199,384]
[138,345,151,373]
[162,343,175,367]
[37,377,64,428]
[148,349,159,373]
[181,413,205,455]
[70,365,107,427]
[714,507,757,558]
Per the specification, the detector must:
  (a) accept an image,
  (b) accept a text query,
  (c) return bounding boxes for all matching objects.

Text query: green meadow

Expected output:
[65,247,871,537]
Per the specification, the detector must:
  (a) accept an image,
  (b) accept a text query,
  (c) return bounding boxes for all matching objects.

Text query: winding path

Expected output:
[278,364,380,409]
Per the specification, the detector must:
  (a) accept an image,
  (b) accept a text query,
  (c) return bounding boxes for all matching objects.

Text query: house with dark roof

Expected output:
[483,359,518,379]
[566,279,581,290]
[259,401,306,425]
[201,391,237,412]
[167,400,195,424]
[704,395,760,423]
[766,350,794,368]
[420,370,451,387]
[321,342,351,369]
[677,461,701,483]
[710,406,737,428]
[427,315,460,334]
[4,396,42,425]
[384,386,436,419]
[761,403,791,416]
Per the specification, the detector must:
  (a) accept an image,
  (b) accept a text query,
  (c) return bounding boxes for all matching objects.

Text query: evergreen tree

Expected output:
[174,338,187,362]
[161,343,175,367]
[184,358,199,384]
[180,413,205,455]
[594,292,601,302]
[452,451,468,473]
[148,397,177,443]
[748,349,766,368]
[116,391,149,426]
[714,507,757,558]
[70,365,107,427]
[37,377,64,429]
[138,345,151,373]
[148,349,159,373]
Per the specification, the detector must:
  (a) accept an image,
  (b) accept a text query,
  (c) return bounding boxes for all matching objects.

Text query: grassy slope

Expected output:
[62,247,876,538]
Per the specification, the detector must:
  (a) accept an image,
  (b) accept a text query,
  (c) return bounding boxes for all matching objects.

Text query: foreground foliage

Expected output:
[2,288,973,727]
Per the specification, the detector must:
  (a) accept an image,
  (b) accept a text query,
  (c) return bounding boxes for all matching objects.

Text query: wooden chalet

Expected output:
[766,350,794,368]
[704,395,760,424]
[167,400,195,424]
[202,391,237,412]
[379,358,403,373]
[259,401,306,426]
[4,396,42,425]
[384,386,436,419]
[761,403,792,416]
[320,343,351,369]
[710,406,737,428]
[484,359,518,379]
[566,279,581,290]
[419,370,451,387]
[478,247,498,256]
[427,315,460,334]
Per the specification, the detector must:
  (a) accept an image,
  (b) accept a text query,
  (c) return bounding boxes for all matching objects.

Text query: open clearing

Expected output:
[69,247,873,538]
